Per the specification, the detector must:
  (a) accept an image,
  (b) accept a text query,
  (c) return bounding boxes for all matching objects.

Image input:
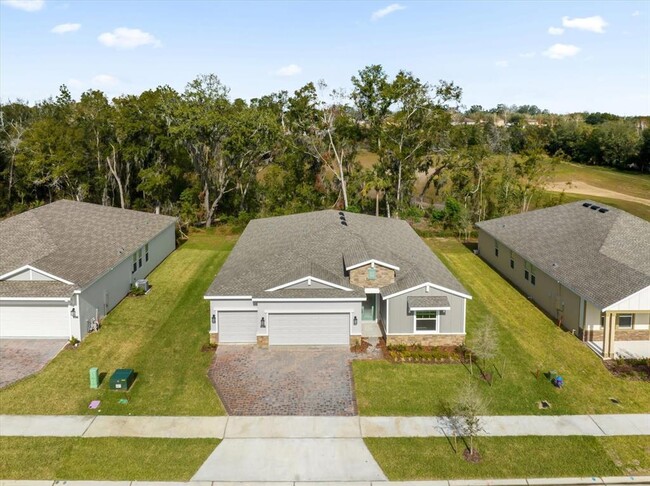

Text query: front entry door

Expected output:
[362,294,377,321]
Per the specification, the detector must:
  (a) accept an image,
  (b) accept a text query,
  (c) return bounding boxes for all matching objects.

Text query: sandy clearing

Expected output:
[545,181,650,207]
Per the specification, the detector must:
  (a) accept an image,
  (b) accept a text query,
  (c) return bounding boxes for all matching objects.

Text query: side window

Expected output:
[145,243,149,262]
[494,240,499,257]
[132,254,137,274]
[138,248,143,268]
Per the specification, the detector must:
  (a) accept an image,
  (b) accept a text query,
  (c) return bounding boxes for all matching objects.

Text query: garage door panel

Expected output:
[270,313,349,345]
[219,311,257,343]
[0,303,69,338]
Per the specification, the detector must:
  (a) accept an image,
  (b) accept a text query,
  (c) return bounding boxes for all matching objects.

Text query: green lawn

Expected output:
[0,437,219,480]
[366,436,650,480]
[0,229,236,415]
[353,238,650,415]
[550,160,650,200]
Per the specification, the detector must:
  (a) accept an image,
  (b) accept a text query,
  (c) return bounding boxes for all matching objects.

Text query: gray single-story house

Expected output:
[204,210,471,346]
[476,201,650,359]
[0,200,177,341]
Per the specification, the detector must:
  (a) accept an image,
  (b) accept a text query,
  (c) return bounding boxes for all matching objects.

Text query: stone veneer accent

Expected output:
[350,336,362,346]
[583,328,649,342]
[257,335,269,347]
[349,263,395,288]
[209,333,219,345]
[387,334,464,346]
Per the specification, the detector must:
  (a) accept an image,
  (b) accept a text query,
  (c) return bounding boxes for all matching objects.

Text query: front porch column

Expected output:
[602,312,615,359]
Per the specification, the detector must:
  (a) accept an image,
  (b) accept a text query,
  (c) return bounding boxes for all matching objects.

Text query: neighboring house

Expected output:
[205,211,471,347]
[476,201,650,359]
[0,200,176,341]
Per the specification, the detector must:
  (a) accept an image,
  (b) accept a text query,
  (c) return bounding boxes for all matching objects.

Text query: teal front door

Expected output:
[362,294,377,321]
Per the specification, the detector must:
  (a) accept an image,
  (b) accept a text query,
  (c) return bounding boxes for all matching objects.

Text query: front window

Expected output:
[415,311,437,332]
[618,314,633,329]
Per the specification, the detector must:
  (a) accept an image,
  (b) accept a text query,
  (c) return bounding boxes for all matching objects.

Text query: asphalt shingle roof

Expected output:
[206,210,469,300]
[407,296,450,309]
[0,200,176,299]
[475,200,650,309]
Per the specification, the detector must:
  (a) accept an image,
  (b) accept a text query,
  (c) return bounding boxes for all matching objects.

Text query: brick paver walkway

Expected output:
[0,339,67,388]
[209,345,357,416]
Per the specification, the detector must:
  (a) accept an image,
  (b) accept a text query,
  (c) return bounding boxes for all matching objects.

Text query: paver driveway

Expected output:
[209,345,357,416]
[0,339,67,389]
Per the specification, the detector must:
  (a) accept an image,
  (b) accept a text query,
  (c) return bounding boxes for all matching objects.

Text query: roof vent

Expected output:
[590,205,600,210]
[338,211,345,216]
[582,203,592,208]
[341,221,347,226]
[598,208,609,213]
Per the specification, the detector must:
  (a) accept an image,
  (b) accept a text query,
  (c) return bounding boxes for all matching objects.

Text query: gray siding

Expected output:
[478,229,584,333]
[75,223,176,339]
[387,286,466,335]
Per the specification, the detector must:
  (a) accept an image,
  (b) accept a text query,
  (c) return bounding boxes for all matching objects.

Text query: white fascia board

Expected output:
[0,296,71,302]
[602,285,650,312]
[253,297,366,302]
[265,276,352,292]
[383,282,472,300]
[0,265,75,286]
[345,259,400,272]
[203,295,253,300]
[409,306,451,311]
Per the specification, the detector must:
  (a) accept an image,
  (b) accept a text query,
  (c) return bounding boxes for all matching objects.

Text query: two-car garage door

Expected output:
[0,302,70,338]
[269,313,349,346]
[217,310,350,345]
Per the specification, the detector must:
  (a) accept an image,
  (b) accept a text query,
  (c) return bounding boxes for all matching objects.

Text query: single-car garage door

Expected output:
[0,302,69,338]
[269,313,349,346]
[218,311,258,343]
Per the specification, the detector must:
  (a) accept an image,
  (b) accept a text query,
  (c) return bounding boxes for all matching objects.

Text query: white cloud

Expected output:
[92,74,120,87]
[632,10,640,17]
[51,22,80,34]
[67,78,83,89]
[495,60,509,68]
[548,26,564,35]
[1,0,44,11]
[561,15,607,33]
[371,3,405,21]
[275,64,302,77]
[543,43,581,60]
[519,52,536,58]
[98,27,161,49]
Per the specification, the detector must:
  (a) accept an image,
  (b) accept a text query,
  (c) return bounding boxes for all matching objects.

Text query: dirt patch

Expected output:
[546,181,650,206]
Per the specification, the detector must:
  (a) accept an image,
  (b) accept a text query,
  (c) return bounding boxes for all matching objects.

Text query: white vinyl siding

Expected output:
[0,302,69,338]
[269,313,349,345]
[218,311,258,343]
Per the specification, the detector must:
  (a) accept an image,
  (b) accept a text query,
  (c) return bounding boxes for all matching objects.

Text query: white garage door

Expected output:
[0,302,69,338]
[269,313,349,345]
[218,311,258,343]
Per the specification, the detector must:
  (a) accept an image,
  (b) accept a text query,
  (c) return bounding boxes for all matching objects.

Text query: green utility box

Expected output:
[109,369,135,391]
[89,367,99,389]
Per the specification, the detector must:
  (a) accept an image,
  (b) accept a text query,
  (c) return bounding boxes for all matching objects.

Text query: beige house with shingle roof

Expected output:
[205,210,471,347]
[476,201,650,359]
[0,200,176,341]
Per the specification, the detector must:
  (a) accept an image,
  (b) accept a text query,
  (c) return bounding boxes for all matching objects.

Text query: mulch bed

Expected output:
[386,344,467,364]
[605,358,650,381]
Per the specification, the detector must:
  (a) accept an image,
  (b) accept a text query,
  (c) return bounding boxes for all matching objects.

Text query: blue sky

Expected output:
[1,0,648,114]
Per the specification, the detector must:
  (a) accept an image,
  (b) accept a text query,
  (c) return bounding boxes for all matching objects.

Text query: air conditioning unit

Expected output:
[135,279,150,292]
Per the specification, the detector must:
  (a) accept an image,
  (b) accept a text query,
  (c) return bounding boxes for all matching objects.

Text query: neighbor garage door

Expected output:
[0,302,69,338]
[269,313,349,345]
[218,311,258,343]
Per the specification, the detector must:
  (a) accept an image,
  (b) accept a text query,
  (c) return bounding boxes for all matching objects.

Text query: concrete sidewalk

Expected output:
[1,476,650,485]
[1,414,649,438]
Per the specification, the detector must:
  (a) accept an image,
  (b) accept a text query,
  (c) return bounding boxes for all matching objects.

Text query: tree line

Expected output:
[1,64,647,231]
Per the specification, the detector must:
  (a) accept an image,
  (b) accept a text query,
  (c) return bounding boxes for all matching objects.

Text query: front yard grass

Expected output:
[353,238,650,415]
[0,437,219,480]
[366,436,650,480]
[0,229,237,415]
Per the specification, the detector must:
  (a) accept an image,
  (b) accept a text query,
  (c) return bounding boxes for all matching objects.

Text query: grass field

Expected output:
[353,238,650,416]
[540,190,650,221]
[366,436,650,480]
[0,229,236,416]
[0,437,219,480]
[549,160,650,200]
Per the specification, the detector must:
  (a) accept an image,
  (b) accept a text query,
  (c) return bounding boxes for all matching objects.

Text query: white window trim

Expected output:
[412,310,439,334]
